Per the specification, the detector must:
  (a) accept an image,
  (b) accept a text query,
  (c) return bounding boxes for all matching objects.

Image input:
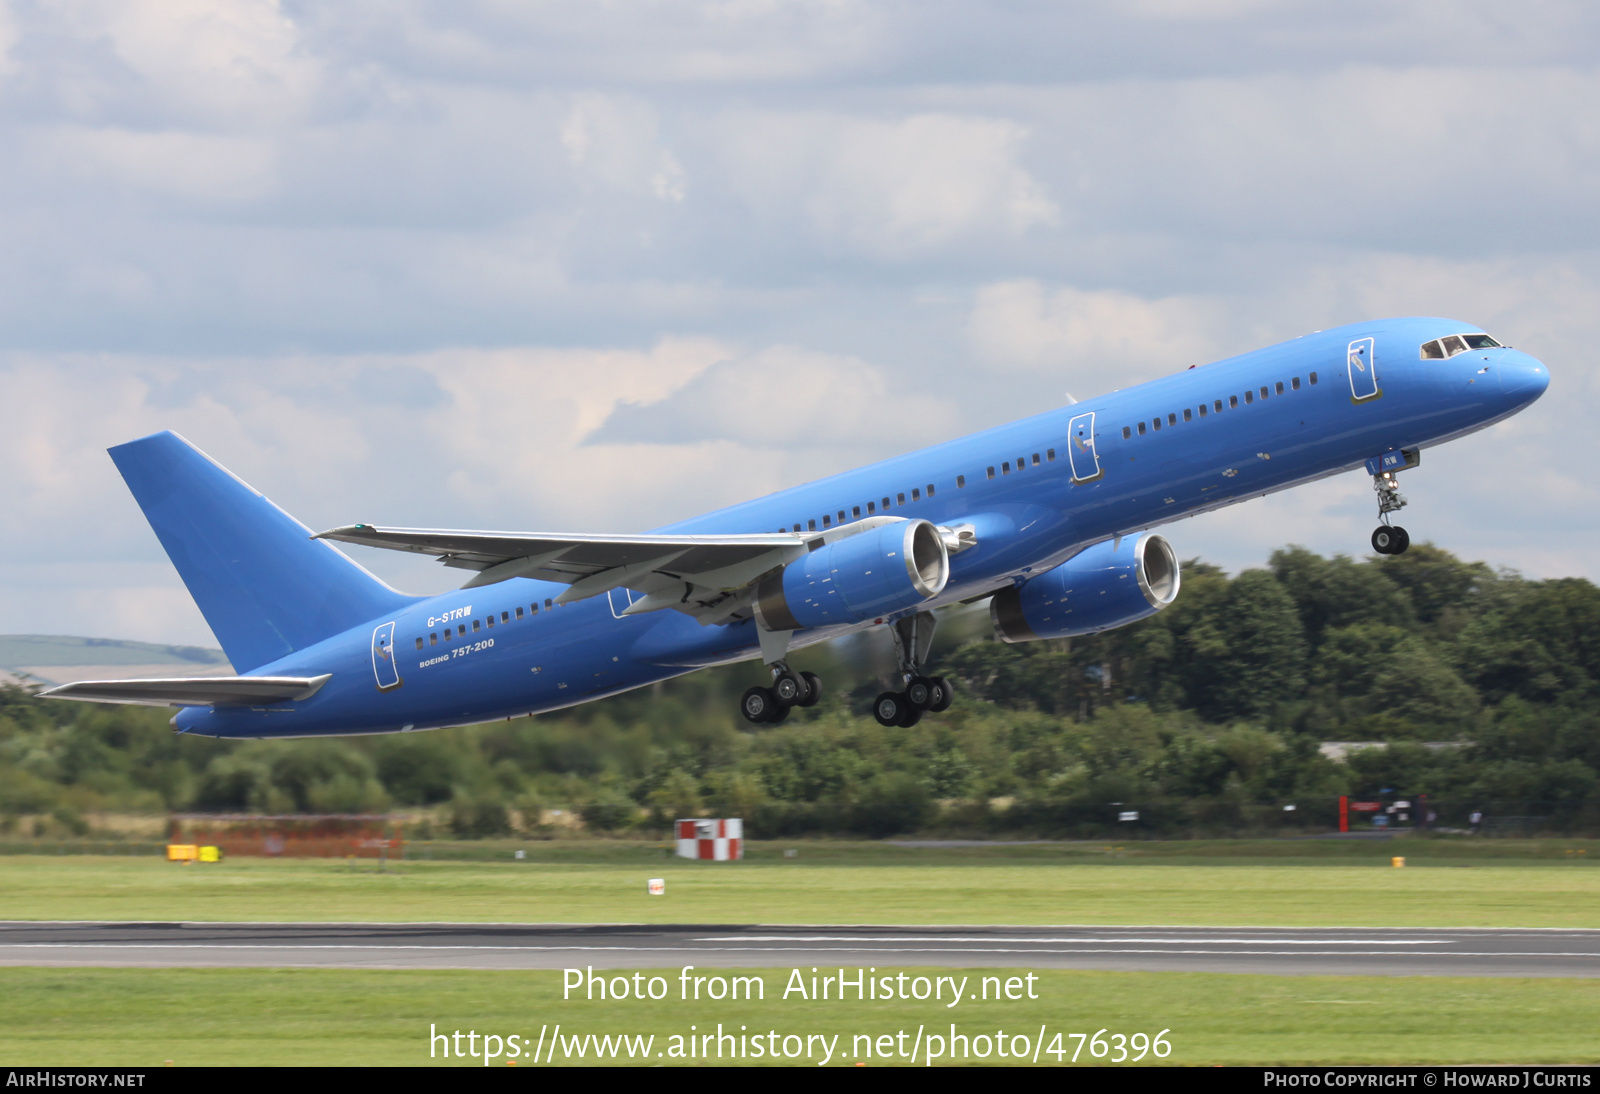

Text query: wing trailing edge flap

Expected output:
[315,516,938,625]
[41,674,333,708]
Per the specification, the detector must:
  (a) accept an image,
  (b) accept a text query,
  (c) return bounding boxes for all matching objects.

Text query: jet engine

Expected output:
[754,518,949,630]
[990,533,1180,642]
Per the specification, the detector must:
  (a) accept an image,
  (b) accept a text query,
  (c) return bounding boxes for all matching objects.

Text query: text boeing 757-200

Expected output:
[44,318,1548,736]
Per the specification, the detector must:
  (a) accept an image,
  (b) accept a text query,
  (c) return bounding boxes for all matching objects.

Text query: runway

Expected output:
[4,922,1600,977]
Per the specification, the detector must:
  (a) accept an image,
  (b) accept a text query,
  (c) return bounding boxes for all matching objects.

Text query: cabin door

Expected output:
[1347,337,1380,401]
[1067,411,1104,483]
[370,621,402,691]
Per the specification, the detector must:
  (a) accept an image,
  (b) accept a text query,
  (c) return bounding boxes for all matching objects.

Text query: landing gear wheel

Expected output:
[906,675,935,710]
[771,671,805,706]
[896,701,923,729]
[741,686,781,725]
[873,691,907,728]
[928,676,954,713]
[1372,526,1399,555]
[1389,526,1410,554]
[797,671,822,708]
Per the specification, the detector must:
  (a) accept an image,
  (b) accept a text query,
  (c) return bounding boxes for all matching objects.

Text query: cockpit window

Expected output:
[1420,333,1503,360]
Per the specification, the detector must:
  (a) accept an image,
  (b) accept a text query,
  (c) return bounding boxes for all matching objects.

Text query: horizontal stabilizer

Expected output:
[41,674,332,708]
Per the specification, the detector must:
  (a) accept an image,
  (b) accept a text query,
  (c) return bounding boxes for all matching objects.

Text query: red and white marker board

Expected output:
[675,818,743,861]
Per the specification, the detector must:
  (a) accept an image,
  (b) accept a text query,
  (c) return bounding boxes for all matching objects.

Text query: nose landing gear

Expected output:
[1370,468,1410,555]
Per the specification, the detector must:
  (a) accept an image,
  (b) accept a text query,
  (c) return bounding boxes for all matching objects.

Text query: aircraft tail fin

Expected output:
[109,431,417,673]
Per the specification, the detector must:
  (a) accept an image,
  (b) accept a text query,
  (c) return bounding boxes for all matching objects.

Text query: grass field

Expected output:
[2,839,1598,926]
[3,965,1598,1066]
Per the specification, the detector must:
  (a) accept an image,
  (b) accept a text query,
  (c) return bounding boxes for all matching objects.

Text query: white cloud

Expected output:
[76,0,319,124]
[713,112,1058,258]
[969,280,1221,384]
[31,127,278,205]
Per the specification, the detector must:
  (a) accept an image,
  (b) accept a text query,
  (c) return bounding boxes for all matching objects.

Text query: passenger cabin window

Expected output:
[1016,456,1024,468]
[853,505,862,516]
[415,637,424,650]
[1275,382,1284,395]
[472,619,481,632]
[1183,408,1192,422]
[926,483,936,496]
[486,615,494,628]
[1309,372,1318,385]
[501,611,509,623]
[1123,426,1132,439]
[1259,387,1268,399]
[458,624,466,636]
[1292,377,1301,390]
[807,519,816,531]
[837,510,846,521]
[956,476,965,488]
[516,607,524,619]
[1002,462,1011,474]
[1168,413,1177,426]
[792,523,801,532]
[868,500,877,512]
[1137,422,1146,435]
[911,488,920,500]
[1198,404,1207,417]
[822,515,831,527]
[1031,453,1040,466]
[1214,399,1223,412]
[987,466,996,478]
[1152,418,1161,431]
[1046,449,1055,461]
[544,599,553,610]
[1230,395,1239,408]
[882,497,891,508]
[430,632,438,645]
[1244,391,1254,404]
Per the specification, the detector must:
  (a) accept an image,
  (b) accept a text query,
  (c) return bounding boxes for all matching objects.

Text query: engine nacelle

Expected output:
[990,533,1180,642]
[754,519,949,631]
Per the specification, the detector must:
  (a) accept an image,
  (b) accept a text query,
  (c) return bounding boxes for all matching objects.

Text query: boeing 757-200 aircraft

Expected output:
[45,318,1548,736]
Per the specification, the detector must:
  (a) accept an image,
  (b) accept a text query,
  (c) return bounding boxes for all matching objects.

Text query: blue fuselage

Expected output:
[177,317,1549,737]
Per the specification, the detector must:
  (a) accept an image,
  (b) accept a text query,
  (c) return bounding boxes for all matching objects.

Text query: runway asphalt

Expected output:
[4,922,1600,976]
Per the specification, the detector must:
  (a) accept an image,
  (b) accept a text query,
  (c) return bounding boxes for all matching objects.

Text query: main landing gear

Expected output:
[1370,469,1411,556]
[872,611,955,729]
[740,667,821,725]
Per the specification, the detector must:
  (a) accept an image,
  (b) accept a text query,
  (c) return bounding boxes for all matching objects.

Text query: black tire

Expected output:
[896,700,923,728]
[741,686,779,725]
[772,671,804,706]
[1390,526,1411,554]
[1372,526,1397,554]
[798,671,822,708]
[906,675,934,710]
[928,676,954,713]
[766,703,789,725]
[873,691,905,728]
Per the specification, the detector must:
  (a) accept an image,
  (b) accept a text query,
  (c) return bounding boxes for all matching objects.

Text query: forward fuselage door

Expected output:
[1348,337,1380,402]
[1067,411,1104,483]
[370,621,402,691]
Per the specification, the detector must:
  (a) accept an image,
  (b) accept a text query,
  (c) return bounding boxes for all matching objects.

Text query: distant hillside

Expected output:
[0,635,227,670]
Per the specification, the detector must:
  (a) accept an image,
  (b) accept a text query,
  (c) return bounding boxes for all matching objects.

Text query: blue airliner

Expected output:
[45,319,1548,735]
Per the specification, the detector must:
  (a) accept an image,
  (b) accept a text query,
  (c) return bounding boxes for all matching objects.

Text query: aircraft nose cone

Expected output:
[1498,349,1550,406]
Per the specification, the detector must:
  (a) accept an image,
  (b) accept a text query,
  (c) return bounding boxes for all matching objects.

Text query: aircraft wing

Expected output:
[41,674,333,708]
[313,524,820,623]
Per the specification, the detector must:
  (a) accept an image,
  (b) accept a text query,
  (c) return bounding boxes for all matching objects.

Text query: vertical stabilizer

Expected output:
[109,431,417,672]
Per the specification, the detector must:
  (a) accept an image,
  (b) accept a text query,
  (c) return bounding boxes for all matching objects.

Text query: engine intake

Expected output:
[991,533,1180,642]
[755,519,949,631]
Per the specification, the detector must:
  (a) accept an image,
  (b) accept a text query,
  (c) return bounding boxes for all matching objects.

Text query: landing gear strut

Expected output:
[873,611,955,728]
[1370,470,1410,555]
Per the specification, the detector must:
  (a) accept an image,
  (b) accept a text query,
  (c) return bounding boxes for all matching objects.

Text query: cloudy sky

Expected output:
[2,0,1597,647]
